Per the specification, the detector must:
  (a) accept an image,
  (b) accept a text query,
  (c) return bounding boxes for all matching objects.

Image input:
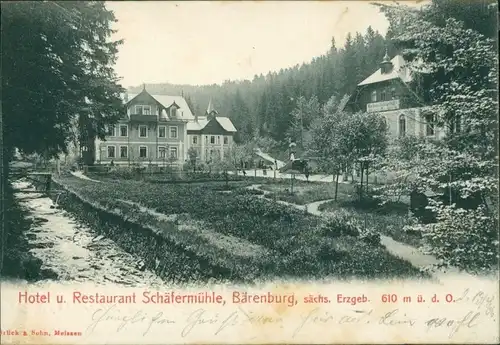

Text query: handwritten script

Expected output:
[82,288,497,341]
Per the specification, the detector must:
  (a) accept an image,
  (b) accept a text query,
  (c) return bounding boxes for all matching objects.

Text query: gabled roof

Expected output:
[215,117,237,132]
[125,93,195,120]
[168,101,180,109]
[186,116,237,133]
[187,118,209,131]
[358,55,412,86]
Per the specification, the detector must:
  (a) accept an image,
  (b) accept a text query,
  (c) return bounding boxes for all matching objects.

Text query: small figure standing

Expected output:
[304,161,310,182]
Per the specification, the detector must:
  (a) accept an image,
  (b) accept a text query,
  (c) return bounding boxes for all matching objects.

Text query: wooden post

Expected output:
[45,174,51,193]
[449,172,452,205]
[366,162,369,190]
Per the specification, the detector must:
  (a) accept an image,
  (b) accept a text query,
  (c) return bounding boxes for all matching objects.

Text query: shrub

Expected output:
[233,188,265,196]
[108,167,138,179]
[414,203,499,273]
[319,209,382,246]
[359,227,381,246]
[319,209,361,237]
[56,176,426,279]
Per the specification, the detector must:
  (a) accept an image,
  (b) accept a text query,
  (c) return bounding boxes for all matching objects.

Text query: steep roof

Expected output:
[124,92,237,133]
[126,93,195,120]
[186,117,237,133]
[215,117,237,132]
[358,55,412,86]
[187,118,209,131]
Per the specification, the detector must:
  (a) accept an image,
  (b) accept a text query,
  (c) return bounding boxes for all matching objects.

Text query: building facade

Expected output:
[94,89,237,167]
[187,99,237,163]
[346,52,445,140]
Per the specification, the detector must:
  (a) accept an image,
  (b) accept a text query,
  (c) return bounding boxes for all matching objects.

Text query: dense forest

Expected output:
[130,0,497,151]
[129,26,390,145]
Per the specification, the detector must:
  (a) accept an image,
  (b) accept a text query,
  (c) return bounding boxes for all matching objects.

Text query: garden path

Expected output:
[66,173,269,259]
[67,173,468,281]
[70,171,101,182]
[245,184,450,278]
[115,199,270,260]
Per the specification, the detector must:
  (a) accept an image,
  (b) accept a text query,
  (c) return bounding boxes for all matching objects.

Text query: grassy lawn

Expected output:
[260,181,354,205]
[55,176,427,281]
[259,180,422,248]
[318,199,422,248]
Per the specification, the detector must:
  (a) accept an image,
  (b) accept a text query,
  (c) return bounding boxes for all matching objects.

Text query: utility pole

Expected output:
[300,111,304,149]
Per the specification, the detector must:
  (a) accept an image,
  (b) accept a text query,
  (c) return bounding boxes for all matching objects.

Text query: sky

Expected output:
[106,1,414,88]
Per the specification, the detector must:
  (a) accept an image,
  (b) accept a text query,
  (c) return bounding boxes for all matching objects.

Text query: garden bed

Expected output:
[54,176,429,281]
[51,180,275,284]
[318,199,422,248]
[260,182,354,205]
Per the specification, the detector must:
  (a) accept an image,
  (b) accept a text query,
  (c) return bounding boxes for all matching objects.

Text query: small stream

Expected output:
[12,180,166,287]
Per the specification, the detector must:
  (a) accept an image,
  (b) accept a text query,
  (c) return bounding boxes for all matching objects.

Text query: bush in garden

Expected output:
[413,203,499,273]
[320,209,361,237]
[233,188,265,196]
[317,241,346,262]
[319,209,382,246]
[359,227,381,246]
[109,167,137,180]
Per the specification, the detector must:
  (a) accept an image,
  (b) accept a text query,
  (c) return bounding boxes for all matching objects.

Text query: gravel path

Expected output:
[245,184,451,278]
[70,171,101,182]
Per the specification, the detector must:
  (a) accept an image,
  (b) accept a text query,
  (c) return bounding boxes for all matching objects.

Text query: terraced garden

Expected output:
[54,175,428,284]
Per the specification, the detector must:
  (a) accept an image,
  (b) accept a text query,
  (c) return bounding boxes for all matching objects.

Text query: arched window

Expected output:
[399,115,406,137]
[382,116,388,129]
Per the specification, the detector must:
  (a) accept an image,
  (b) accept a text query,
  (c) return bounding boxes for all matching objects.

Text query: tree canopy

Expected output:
[1,1,124,163]
[374,0,498,273]
[129,25,389,145]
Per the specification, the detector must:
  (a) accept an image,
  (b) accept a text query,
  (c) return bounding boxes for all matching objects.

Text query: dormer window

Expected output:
[170,107,177,117]
[135,105,151,115]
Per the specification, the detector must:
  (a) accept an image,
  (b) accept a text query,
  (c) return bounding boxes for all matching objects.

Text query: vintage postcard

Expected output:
[1,0,498,344]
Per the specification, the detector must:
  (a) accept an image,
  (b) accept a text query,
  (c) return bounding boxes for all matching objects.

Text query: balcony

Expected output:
[366,99,400,113]
[129,114,158,123]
